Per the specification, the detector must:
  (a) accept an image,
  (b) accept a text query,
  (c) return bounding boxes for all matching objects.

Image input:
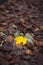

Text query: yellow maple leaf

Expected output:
[14,36,27,45]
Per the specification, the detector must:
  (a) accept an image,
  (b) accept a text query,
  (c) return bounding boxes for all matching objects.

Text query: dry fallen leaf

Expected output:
[0,27,6,32]
[33,47,39,55]
[24,49,33,55]
[26,42,34,48]
[1,23,8,26]
[19,18,25,23]
[15,44,24,49]
[39,41,43,46]
[6,35,13,42]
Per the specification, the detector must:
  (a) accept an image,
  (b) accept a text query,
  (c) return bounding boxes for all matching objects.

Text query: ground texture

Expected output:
[0,0,43,65]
